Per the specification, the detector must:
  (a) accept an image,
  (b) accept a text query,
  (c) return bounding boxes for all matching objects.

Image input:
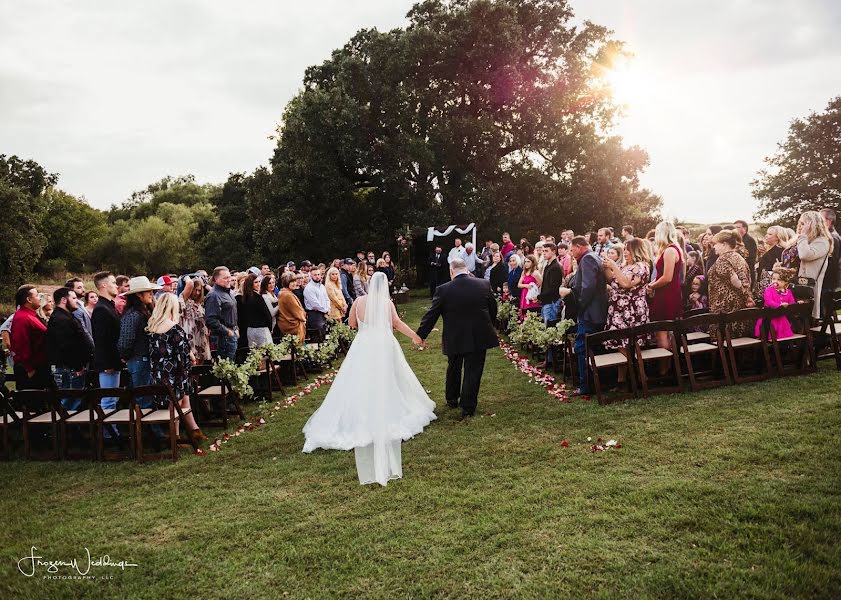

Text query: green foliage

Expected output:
[37,188,108,273]
[247,0,661,261]
[504,304,574,348]
[752,96,841,226]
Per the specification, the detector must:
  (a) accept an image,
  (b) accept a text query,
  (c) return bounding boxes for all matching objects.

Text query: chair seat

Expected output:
[2,411,24,424]
[728,337,761,348]
[28,412,56,424]
[140,408,191,422]
[639,347,673,360]
[103,409,133,423]
[197,386,224,396]
[686,331,710,342]
[680,342,719,354]
[776,334,806,342]
[593,353,627,368]
[66,411,95,423]
[810,325,841,335]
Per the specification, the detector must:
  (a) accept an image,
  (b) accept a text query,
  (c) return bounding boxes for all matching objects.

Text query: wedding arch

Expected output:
[426,223,477,248]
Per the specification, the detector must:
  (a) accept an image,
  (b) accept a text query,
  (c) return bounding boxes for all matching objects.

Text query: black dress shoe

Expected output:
[446,400,459,409]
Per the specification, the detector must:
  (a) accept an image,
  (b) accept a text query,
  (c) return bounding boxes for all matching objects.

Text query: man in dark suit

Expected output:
[735,220,757,286]
[417,258,498,419]
[561,237,608,396]
[427,245,448,298]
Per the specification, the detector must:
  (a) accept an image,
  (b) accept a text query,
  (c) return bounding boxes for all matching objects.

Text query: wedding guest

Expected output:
[325,267,348,321]
[606,244,623,267]
[366,252,377,269]
[558,242,575,277]
[621,225,634,241]
[147,293,205,443]
[155,275,176,298]
[538,242,563,368]
[683,250,704,306]
[506,253,524,307]
[755,268,796,340]
[478,239,494,277]
[463,242,478,275]
[240,273,274,347]
[487,251,507,295]
[735,220,758,285]
[84,291,98,316]
[278,272,307,343]
[340,258,356,307]
[10,285,49,389]
[204,267,239,361]
[293,272,307,306]
[428,245,447,297]
[756,226,790,299]
[381,253,396,291]
[820,208,841,296]
[501,232,516,261]
[304,267,330,342]
[603,238,652,384]
[119,276,159,408]
[519,238,533,257]
[708,230,754,336]
[518,254,543,319]
[686,276,708,311]
[795,210,832,318]
[592,228,613,257]
[114,275,130,314]
[48,288,93,409]
[36,293,54,323]
[353,261,370,297]
[647,221,685,350]
[561,237,608,396]
[65,277,93,344]
[703,225,723,272]
[91,272,121,432]
[261,274,279,321]
[180,274,211,364]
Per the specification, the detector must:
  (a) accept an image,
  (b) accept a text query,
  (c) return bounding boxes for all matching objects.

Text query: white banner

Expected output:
[426,223,477,247]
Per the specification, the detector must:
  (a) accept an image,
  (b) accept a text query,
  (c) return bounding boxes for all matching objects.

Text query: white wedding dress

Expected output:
[302,272,437,486]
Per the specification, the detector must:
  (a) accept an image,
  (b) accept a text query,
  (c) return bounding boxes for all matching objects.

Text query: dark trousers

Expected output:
[445,350,487,415]
[14,364,51,390]
[306,310,327,342]
[574,320,604,393]
[429,272,445,297]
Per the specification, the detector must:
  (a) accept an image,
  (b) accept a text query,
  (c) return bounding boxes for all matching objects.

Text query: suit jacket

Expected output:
[47,307,94,370]
[538,258,562,305]
[573,251,608,324]
[417,273,498,356]
[91,296,122,371]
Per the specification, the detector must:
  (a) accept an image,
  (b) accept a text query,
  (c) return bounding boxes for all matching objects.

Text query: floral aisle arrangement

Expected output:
[507,310,575,349]
[211,324,357,399]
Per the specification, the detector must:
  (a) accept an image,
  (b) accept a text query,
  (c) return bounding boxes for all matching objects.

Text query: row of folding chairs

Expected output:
[0,384,199,462]
[584,301,825,404]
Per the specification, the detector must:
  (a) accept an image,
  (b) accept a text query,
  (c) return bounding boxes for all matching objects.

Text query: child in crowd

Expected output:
[686,275,708,311]
[501,282,510,302]
[755,268,796,339]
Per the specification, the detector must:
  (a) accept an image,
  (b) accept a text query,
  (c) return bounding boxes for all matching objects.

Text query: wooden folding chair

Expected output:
[764,301,816,377]
[1,388,22,459]
[677,313,731,391]
[720,308,772,384]
[93,388,135,461]
[15,388,61,460]
[585,329,638,404]
[55,388,98,461]
[633,321,683,397]
[132,384,197,462]
[193,364,243,429]
[811,291,841,370]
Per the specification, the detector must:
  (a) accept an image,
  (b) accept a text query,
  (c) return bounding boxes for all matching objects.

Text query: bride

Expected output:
[302,271,437,486]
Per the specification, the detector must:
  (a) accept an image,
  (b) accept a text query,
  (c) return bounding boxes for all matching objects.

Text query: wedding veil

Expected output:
[363,271,392,331]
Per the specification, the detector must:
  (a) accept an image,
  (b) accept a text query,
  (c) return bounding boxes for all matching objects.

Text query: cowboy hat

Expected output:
[121,276,163,296]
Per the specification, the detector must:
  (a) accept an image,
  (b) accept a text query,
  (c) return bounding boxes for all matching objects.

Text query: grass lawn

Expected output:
[2,297,840,598]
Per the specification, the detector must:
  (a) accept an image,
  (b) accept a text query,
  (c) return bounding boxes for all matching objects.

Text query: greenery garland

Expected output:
[498,300,575,349]
[211,322,357,399]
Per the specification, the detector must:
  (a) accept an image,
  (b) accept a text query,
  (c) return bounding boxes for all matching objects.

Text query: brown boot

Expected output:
[189,429,208,443]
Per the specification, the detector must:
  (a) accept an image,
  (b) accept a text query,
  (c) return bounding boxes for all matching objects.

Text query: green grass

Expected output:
[2,298,840,598]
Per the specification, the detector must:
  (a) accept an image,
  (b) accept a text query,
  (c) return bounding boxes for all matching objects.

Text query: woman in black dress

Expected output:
[147,292,205,444]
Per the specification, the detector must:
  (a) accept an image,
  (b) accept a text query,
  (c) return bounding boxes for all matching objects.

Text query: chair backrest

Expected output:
[720,307,763,326]
[683,308,710,319]
[13,389,55,416]
[131,384,176,408]
[677,312,724,333]
[631,320,679,338]
[586,328,635,352]
[53,388,90,416]
[85,388,133,409]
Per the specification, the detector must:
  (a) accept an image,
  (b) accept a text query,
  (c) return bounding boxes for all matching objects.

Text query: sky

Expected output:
[1,0,839,223]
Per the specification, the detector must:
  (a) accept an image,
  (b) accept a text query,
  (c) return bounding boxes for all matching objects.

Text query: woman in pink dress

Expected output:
[518,254,543,320]
[647,222,685,344]
[755,270,796,339]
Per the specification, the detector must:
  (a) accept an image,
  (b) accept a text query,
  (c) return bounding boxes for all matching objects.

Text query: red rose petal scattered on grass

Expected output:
[561,440,569,447]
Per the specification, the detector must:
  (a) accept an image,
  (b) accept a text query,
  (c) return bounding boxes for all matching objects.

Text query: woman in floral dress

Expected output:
[603,238,652,354]
[148,293,206,444]
[179,275,211,363]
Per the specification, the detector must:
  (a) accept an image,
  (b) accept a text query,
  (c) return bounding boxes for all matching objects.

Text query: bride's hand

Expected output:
[411,333,424,347]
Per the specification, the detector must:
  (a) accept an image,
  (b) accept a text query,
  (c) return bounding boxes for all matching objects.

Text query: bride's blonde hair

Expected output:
[146,293,180,333]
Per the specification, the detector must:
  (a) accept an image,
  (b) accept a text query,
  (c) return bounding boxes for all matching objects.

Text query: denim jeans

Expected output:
[213,333,239,361]
[542,300,563,366]
[574,320,604,393]
[98,370,121,439]
[127,357,153,409]
[53,367,86,410]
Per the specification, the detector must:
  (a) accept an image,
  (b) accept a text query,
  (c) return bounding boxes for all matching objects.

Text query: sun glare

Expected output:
[604,55,649,109]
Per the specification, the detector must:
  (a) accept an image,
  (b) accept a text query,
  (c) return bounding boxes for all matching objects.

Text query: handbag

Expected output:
[792,250,829,300]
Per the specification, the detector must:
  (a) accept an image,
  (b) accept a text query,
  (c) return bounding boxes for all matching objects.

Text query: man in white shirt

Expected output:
[303,269,331,342]
[463,242,477,274]
[448,238,467,265]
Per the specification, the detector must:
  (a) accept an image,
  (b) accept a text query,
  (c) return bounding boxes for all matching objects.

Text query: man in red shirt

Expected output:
[500,232,516,260]
[10,285,50,389]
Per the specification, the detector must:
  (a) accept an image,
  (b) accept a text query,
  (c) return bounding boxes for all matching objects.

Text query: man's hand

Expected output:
[26,369,35,379]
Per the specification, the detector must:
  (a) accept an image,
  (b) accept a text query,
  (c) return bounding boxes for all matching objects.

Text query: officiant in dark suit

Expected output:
[427,245,448,298]
[416,258,498,419]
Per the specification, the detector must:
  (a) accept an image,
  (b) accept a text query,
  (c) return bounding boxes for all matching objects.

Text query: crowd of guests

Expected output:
[0,250,398,447]
[431,209,841,396]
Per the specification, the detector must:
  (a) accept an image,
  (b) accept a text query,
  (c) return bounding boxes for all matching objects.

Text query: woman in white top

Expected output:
[261,274,279,320]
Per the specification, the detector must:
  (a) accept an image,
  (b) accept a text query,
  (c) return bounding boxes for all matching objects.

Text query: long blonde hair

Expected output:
[325,267,343,296]
[147,292,180,333]
[798,210,831,243]
[356,261,369,283]
[766,225,790,248]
